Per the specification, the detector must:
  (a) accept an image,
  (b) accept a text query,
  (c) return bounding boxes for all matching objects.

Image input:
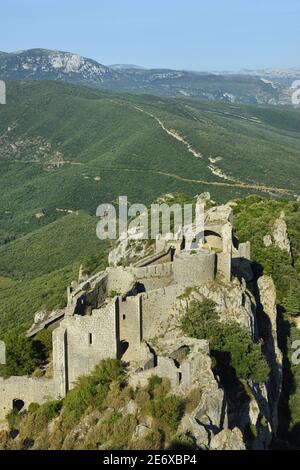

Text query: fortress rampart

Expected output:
[0,377,55,420]
[0,203,252,419]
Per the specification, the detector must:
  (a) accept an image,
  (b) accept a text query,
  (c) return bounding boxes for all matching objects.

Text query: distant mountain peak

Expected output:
[0,48,297,105]
[0,48,115,84]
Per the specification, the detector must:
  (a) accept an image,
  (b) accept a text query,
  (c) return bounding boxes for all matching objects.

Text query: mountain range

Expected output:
[0,48,297,105]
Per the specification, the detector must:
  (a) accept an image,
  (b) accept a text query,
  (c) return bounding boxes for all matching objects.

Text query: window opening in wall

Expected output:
[123,314,126,320]
[89,333,93,345]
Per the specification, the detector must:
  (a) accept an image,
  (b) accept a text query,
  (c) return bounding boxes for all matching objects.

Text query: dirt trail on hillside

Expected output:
[131,105,259,185]
[92,166,293,196]
[132,105,202,158]
[127,105,293,196]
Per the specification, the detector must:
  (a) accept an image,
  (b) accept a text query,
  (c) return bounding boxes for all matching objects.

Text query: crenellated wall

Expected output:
[128,262,174,290]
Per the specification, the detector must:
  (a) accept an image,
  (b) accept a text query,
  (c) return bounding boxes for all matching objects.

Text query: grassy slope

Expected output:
[0,81,300,334]
[0,212,109,334]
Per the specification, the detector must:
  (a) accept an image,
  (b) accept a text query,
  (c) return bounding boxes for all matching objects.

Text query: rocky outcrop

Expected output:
[180,277,257,337]
[273,211,291,255]
[263,235,272,247]
[78,264,89,283]
[263,211,291,256]
[108,229,155,267]
[210,427,245,450]
[257,275,282,434]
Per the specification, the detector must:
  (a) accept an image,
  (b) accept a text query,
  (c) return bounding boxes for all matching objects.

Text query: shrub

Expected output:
[110,414,137,449]
[181,299,219,339]
[147,375,163,395]
[170,432,195,450]
[130,429,163,450]
[33,368,44,378]
[34,329,53,359]
[62,359,123,429]
[148,395,184,436]
[0,430,10,450]
[185,387,202,414]
[28,402,40,414]
[283,283,300,317]
[38,400,62,422]
[6,408,20,430]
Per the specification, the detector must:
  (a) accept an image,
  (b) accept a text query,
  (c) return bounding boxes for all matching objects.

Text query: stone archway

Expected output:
[204,229,223,251]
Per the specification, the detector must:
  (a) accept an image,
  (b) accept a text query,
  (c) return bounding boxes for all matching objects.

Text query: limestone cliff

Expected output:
[142,275,282,450]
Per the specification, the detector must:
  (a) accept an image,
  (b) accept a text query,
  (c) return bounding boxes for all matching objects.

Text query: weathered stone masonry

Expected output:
[0,204,251,420]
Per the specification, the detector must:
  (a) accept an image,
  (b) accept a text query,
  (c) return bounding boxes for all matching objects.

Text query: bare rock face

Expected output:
[263,235,272,247]
[125,400,138,415]
[196,192,214,206]
[257,275,283,434]
[108,228,154,267]
[257,276,278,340]
[34,310,47,324]
[178,341,228,449]
[272,211,291,255]
[185,277,257,337]
[78,264,89,283]
[210,427,246,450]
[263,212,291,255]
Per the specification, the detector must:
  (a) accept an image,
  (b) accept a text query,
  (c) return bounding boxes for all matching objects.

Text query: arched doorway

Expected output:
[119,340,129,359]
[12,399,25,412]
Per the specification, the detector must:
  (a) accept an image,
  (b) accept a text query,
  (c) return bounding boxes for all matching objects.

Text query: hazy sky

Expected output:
[0,0,299,70]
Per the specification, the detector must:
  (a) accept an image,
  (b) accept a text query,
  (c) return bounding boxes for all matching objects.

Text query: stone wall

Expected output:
[106,267,135,294]
[141,285,184,342]
[53,301,118,396]
[0,377,55,421]
[118,295,142,361]
[173,250,216,287]
[135,248,172,267]
[66,268,135,317]
[129,262,173,290]
[216,223,232,282]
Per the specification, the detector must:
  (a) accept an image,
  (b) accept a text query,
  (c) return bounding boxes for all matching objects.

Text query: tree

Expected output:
[181,299,269,383]
[284,284,300,316]
[1,329,39,377]
[181,299,219,339]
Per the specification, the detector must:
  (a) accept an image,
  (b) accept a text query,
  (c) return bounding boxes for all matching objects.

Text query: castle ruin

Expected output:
[0,204,251,420]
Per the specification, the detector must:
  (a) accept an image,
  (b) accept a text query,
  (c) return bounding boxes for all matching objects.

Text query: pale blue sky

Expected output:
[0,0,299,70]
